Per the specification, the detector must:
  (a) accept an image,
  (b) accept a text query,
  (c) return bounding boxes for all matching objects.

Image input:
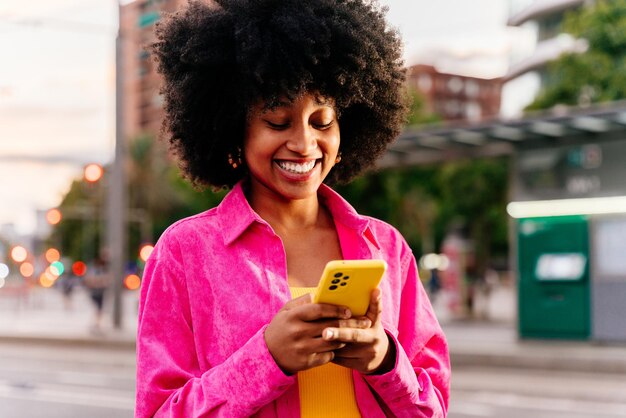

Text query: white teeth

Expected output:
[277,160,316,174]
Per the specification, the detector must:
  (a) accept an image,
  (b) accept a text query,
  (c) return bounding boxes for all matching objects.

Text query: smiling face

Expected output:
[243,93,340,204]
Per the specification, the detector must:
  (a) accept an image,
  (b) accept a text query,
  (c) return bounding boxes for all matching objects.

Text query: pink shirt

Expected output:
[135,182,450,417]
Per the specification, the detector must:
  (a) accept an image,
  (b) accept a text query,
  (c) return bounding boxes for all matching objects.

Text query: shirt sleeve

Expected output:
[363,250,451,417]
[135,237,295,418]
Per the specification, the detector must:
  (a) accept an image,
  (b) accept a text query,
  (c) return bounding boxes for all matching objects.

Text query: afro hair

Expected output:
[152,0,408,188]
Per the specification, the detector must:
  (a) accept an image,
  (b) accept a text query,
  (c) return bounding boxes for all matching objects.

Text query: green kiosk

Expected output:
[511,139,626,341]
[517,216,590,339]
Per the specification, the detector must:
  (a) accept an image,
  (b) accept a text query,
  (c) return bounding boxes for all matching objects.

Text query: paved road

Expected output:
[2,340,626,418]
[450,365,626,418]
[0,342,135,418]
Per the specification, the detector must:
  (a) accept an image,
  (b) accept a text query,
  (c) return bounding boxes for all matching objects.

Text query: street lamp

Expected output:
[107,0,127,329]
[84,163,104,183]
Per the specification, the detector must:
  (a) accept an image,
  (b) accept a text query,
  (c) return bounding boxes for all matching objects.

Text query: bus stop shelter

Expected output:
[381,101,626,342]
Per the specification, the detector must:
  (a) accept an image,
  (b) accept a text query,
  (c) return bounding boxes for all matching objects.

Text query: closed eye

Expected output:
[265,120,290,130]
[313,121,335,130]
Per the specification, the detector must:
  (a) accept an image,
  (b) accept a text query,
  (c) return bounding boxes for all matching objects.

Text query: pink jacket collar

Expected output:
[217,181,379,251]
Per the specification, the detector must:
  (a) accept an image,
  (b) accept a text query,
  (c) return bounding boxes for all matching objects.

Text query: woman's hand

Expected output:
[264,294,372,375]
[323,288,396,374]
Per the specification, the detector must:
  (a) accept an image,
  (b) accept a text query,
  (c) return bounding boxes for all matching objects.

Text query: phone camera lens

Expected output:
[343,276,350,280]
[340,282,347,286]
[332,279,341,284]
[334,272,343,278]
[329,285,338,290]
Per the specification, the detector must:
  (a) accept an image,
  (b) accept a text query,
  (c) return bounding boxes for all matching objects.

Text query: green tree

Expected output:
[435,158,510,277]
[527,0,626,110]
[405,87,441,126]
[51,135,225,264]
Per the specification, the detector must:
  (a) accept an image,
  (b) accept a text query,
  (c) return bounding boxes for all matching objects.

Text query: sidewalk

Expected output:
[1,285,625,375]
[442,320,626,375]
[0,285,137,349]
[435,283,626,375]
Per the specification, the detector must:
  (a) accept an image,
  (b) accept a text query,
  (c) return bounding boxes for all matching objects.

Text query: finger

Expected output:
[337,317,372,329]
[366,288,383,324]
[283,293,313,310]
[322,327,376,344]
[310,339,347,353]
[307,351,335,368]
[296,303,351,322]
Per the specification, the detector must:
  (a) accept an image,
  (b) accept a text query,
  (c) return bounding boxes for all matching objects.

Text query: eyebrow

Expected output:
[258,95,335,114]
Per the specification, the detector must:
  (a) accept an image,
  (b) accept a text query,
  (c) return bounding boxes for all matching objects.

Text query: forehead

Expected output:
[254,93,336,113]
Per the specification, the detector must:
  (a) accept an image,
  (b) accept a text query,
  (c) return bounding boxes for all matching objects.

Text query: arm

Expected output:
[323,252,450,417]
[135,244,295,418]
[363,252,450,417]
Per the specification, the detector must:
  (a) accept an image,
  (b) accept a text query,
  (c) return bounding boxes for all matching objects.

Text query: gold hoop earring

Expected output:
[227,147,243,169]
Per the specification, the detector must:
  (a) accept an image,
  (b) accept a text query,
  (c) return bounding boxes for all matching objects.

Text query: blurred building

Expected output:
[120,0,187,141]
[504,0,588,84]
[406,64,502,123]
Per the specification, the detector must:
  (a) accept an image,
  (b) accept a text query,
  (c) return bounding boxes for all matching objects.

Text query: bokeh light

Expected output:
[10,246,28,263]
[19,262,34,278]
[124,274,141,290]
[84,163,104,183]
[139,244,154,262]
[45,266,59,280]
[0,263,9,279]
[50,261,65,276]
[45,248,61,263]
[39,273,55,288]
[72,261,87,277]
[46,208,62,225]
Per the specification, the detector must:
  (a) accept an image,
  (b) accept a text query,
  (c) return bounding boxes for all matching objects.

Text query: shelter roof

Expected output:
[379,101,626,168]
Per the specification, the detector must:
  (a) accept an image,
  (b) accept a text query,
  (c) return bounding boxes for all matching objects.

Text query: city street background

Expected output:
[3,1,626,417]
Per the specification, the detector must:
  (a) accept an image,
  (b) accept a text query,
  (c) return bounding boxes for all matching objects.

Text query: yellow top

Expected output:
[290,287,361,418]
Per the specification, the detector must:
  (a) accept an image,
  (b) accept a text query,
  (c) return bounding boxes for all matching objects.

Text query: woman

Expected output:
[136,1,450,417]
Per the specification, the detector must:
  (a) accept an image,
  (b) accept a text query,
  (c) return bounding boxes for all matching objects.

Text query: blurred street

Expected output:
[0,283,137,345]
[1,283,626,417]
[0,341,134,418]
[450,365,626,418]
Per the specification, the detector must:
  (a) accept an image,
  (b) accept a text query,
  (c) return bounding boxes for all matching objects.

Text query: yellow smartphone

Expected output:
[312,259,387,316]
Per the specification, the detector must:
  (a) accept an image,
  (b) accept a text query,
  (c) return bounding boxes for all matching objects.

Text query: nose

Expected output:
[286,123,317,156]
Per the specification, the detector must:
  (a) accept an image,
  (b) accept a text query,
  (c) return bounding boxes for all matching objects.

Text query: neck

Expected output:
[248,188,330,232]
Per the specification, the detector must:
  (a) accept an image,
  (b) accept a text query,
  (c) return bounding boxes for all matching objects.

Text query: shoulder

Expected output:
[151,207,220,259]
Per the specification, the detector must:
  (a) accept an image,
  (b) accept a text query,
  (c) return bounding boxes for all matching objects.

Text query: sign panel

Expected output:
[515,140,626,201]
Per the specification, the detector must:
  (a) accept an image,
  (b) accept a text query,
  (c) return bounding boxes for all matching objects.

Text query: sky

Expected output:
[0,0,535,238]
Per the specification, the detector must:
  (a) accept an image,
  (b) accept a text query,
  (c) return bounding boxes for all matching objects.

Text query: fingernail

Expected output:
[343,309,351,318]
[324,329,336,340]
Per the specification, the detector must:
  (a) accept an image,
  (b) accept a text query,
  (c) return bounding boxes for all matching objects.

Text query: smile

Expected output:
[275,160,317,174]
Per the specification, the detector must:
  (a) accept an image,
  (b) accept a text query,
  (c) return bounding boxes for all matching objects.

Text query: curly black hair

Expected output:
[152,0,407,188]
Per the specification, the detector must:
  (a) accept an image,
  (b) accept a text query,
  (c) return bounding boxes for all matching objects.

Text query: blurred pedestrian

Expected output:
[84,256,110,334]
[135,1,450,417]
[57,272,80,311]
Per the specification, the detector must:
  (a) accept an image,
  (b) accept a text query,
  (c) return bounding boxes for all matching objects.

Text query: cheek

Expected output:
[328,132,341,154]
